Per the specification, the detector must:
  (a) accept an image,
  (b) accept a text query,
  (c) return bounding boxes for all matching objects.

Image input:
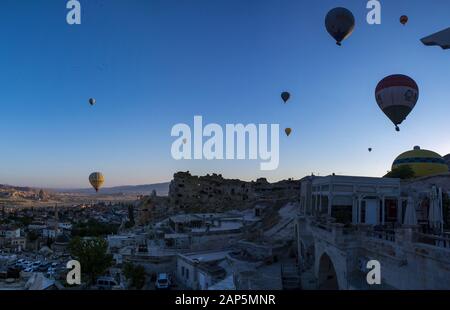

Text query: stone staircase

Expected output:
[300,268,317,290]
[281,263,301,290]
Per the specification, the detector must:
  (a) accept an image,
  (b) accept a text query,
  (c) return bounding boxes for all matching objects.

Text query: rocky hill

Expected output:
[55,182,170,196]
[0,184,53,202]
[167,171,300,212]
[401,173,450,193]
[0,182,168,207]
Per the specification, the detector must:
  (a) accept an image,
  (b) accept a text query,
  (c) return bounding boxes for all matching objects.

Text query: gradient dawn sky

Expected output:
[0,0,449,188]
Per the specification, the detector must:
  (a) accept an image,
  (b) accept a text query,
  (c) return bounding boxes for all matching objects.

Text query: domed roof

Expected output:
[395,146,444,161]
[393,146,448,177]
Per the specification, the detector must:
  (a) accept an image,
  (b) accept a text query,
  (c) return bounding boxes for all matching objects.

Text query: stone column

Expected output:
[319,194,322,214]
[358,196,363,224]
[397,198,403,225]
[328,194,333,217]
[352,197,357,224]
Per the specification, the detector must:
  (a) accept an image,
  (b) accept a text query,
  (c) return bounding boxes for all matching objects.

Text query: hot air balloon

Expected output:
[281,92,290,103]
[285,128,292,136]
[400,15,408,26]
[89,172,105,192]
[368,148,372,152]
[325,7,355,46]
[89,98,96,106]
[375,74,419,132]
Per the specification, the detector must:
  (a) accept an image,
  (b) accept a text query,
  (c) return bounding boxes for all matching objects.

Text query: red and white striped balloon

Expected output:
[375,74,419,131]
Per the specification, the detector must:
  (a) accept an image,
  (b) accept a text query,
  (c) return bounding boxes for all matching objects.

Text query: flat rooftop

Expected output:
[181,250,230,263]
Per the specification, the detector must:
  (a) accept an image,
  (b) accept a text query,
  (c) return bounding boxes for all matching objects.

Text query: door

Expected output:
[365,199,379,225]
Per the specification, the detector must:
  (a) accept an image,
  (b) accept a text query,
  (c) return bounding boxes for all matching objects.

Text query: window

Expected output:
[331,205,352,224]
[385,199,398,222]
[181,266,185,277]
[186,269,189,279]
[361,201,366,223]
[321,196,329,214]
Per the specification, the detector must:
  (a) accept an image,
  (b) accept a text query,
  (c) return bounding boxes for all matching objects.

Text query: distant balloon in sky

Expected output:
[281,92,290,103]
[375,74,419,132]
[368,148,372,152]
[89,172,105,192]
[325,7,355,46]
[285,128,292,136]
[400,15,408,26]
[89,98,96,106]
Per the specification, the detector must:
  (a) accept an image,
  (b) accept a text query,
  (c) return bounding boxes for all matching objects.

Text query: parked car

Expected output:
[32,261,41,267]
[95,276,119,290]
[155,273,171,290]
[7,267,21,279]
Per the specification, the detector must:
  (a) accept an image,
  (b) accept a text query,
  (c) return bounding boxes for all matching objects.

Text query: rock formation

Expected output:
[167,171,299,212]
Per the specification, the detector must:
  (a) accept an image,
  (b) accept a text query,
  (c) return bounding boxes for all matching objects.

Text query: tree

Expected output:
[127,204,135,226]
[69,237,113,284]
[384,165,415,179]
[123,262,146,289]
[27,230,39,242]
[38,189,46,200]
[71,219,119,237]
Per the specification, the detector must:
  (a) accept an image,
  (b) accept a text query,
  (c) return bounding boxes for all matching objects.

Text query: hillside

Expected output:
[0,184,56,207]
[0,182,170,207]
[54,182,170,196]
[401,172,450,193]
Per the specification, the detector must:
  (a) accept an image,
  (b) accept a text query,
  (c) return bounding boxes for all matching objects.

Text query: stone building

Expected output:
[296,174,450,290]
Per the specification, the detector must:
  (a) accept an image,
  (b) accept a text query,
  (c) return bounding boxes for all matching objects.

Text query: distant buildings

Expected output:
[0,225,21,239]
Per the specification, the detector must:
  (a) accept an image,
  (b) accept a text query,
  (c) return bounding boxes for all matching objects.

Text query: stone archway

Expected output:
[317,252,339,290]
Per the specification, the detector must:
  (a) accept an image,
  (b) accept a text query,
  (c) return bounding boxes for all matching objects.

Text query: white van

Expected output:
[96,276,119,290]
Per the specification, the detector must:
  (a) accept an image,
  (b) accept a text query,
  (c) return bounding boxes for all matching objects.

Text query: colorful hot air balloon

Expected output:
[281,92,290,103]
[89,98,96,106]
[375,74,419,132]
[285,128,292,136]
[400,15,408,26]
[89,172,105,192]
[325,7,355,46]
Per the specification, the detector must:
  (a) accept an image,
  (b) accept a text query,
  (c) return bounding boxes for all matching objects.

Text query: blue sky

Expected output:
[0,0,449,188]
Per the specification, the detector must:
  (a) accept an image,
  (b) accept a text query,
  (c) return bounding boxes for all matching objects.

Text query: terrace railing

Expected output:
[415,233,450,249]
[366,229,396,242]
